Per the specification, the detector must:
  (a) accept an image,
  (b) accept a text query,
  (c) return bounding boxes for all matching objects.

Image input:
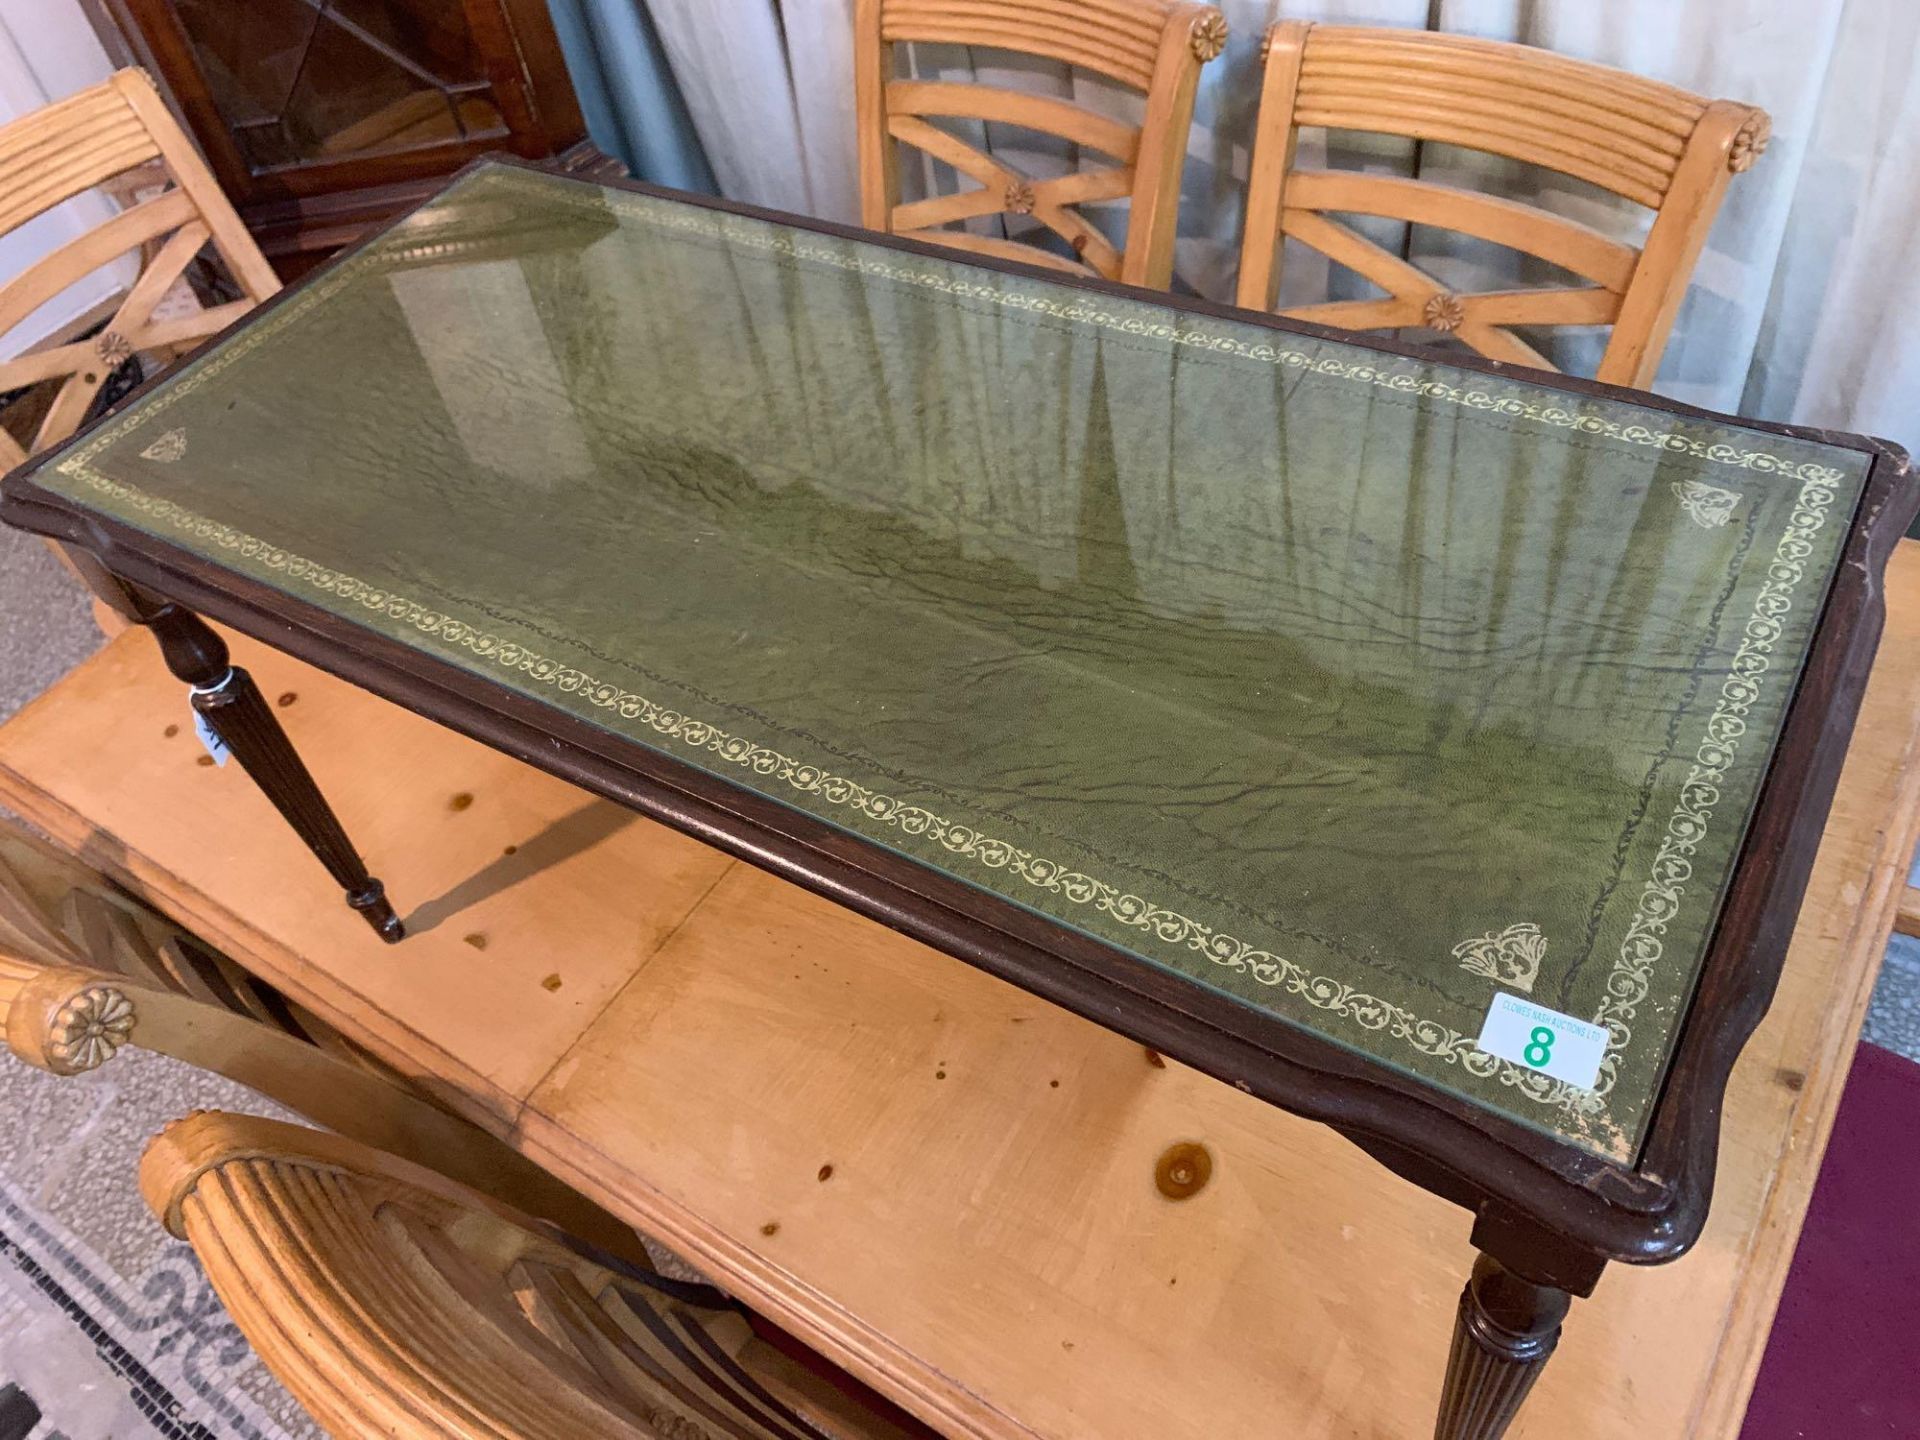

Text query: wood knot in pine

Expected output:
[1154,1141,1213,1200]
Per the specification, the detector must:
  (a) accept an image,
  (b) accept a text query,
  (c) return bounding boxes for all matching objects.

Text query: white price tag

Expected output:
[192,708,230,767]
[1476,993,1608,1090]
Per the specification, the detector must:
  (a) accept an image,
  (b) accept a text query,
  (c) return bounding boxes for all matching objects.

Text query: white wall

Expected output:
[0,0,126,360]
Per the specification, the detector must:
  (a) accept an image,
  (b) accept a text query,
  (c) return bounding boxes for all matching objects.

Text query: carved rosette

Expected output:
[1003,179,1036,216]
[1189,10,1228,61]
[1728,111,1771,173]
[1452,922,1547,994]
[1671,478,1741,529]
[1424,292,1466,333]
[94,330,135,367]
[48,985,136,1074]
[140,427,188,463]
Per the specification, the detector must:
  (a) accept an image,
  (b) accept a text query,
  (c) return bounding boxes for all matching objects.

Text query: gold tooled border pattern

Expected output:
[47,166,1859,1160]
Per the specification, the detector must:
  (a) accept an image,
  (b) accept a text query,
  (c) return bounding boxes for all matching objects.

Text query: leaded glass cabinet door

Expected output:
[107,0,583,268]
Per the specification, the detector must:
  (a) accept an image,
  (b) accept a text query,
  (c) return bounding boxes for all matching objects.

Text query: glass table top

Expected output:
[26,162,1871,1161]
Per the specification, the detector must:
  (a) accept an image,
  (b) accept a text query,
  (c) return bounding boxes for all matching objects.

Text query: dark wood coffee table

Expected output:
[5,159,1913,1439]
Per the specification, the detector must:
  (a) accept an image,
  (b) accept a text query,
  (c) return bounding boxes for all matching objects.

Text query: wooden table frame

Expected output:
[4,157,1916,1439]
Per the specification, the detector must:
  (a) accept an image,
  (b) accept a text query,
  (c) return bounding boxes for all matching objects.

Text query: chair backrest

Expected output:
[0,815,645,1264]
[854,0,1227,288]
[141,1112,928,1440]
[1234,22,1770,388]
[0,68,280,467]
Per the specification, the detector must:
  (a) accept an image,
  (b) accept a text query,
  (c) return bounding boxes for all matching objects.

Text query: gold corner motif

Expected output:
[1672,478,1740,529]
[1452,923,1547,994]
[140,427,187,463]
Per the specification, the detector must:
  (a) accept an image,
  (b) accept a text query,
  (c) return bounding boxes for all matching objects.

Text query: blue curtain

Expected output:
[543,0,717,193]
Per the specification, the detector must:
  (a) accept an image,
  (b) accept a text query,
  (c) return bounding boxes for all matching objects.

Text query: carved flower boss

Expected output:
[1424,292,1466,333]
[1189,11,1228,61]
[94,330,135,367]
[50,985,137,1073]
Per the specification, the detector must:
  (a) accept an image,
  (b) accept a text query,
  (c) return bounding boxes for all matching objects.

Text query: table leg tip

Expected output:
[346,881,406,944]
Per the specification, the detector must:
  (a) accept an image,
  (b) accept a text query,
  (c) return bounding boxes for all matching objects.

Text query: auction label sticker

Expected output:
[192,708,230,767]
[1476,993,1608,1091]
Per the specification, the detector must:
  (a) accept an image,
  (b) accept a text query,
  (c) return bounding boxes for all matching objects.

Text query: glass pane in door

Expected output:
[172,0,508,173]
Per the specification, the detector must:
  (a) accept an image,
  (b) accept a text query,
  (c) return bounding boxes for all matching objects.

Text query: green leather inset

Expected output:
[42,164,1870,1159]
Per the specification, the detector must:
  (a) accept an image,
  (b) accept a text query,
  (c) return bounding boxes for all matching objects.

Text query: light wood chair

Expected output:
[0,815,647,1265]
[854,0,1228,287]
[141,1111,929,1440]
[1235,23,1771,386]
[0,67,280,469]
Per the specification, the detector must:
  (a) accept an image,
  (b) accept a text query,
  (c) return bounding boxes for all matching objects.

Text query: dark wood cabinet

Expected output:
[96,0,584,272]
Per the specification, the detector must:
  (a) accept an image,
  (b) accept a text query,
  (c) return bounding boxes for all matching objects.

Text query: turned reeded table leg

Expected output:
[1433,1252,1572,1440]
[144,601,405,943]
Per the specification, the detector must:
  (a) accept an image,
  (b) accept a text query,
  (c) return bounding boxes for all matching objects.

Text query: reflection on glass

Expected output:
[389,260,594,488]
[174,0,505,172]
[38,165,1871,1160]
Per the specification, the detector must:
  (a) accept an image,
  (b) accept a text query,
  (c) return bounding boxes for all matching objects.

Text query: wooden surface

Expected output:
[2,543,1918,1439]
[114,0,585,264]
[1235,22,1769,386]
[0,68,278,467]
[142,1111,919,1440]
[855,0,1222,287]
[0,812,651,1261]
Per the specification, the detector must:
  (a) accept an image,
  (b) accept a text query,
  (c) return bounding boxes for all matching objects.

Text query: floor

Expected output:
[1866,932,1920,1059]
[0,1050,316,1440]
[1,521,1918,1438]
[0,534,98,731]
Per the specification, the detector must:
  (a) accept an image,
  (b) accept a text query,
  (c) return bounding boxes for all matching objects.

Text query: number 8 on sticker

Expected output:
[1524,1026,1555,1066]
[1476,994,1607,1091]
